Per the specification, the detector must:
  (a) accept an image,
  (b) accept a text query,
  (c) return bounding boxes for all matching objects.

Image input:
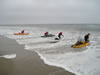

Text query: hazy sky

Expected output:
[0,0,100,24]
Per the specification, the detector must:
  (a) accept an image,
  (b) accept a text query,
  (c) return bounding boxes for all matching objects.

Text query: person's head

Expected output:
[45,32,48,35]
[59,32,62,34]
[88,33,90,35]
[46,32,48,33]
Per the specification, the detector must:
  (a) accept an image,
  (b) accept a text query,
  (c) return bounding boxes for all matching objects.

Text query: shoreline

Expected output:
[0,35,75,75]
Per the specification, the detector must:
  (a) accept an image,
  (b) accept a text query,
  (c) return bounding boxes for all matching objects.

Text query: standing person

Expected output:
[58,32,64,39]
[84,33,90,42]
[21,30,24,33]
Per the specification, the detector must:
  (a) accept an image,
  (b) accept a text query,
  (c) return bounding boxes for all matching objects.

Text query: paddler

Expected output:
[44,32,48,36]
[74,38,83,46]
[58,32,64,39]
[55,32,64,40]
[21,30,24,33]
[84,33,90,42]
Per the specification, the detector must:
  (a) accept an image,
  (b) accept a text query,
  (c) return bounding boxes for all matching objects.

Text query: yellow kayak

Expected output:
[14,33,29,35]
[71,41,90,48]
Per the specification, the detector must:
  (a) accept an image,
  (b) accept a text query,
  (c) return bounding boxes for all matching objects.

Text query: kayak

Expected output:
[14,33,29,35]
[71,41,90,48]
[41,34,55,37]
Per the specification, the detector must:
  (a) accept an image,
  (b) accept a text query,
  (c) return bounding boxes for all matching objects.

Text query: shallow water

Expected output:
[0,24,100,75]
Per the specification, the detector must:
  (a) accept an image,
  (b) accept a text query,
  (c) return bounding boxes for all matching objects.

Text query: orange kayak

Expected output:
[14,33,29,35]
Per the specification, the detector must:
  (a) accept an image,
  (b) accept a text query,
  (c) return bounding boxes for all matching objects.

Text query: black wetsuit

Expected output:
[58,34,61,39]
[84,34,89,42]
[55,34,61,40]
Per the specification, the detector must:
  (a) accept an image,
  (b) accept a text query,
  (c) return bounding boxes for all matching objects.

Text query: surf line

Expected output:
[0,54,16,59]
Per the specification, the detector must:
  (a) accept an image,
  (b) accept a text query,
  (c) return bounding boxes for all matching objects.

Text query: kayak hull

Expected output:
[41,34,55,37]
[71,41,90,48]
[14,33,29,35]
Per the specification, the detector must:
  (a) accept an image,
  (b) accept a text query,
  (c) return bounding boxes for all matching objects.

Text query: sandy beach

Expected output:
[0,35,74,75]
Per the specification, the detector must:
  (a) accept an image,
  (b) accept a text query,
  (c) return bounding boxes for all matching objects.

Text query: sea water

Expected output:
[0,24,100,75]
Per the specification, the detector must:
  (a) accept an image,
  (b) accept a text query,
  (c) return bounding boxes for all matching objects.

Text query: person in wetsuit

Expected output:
[58,32,64,39]
[55,32,64,40]
[44,32,48,36]
[84,33,90,42]
[21,30,24,33]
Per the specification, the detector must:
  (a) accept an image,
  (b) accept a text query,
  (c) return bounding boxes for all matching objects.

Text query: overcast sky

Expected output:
[0,0,100,24]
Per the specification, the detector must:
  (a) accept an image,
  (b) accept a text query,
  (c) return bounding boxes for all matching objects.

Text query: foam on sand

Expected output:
[0,54,16,59]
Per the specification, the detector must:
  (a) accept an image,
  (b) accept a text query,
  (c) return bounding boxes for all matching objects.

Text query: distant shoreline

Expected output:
[0,24,100,26]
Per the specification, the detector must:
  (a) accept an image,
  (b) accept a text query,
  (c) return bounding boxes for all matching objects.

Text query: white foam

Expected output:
[16,37,49,44]
[36,44,100,75]
[0,25,100,75]
[0,54,16,59]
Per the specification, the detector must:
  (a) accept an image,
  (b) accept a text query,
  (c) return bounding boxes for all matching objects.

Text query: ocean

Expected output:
[0,24,100,75]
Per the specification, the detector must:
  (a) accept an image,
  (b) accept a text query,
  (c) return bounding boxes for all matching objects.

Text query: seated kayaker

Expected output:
[84,33,90,42]
[41,32,55,37]
[75,40,83,46]
[44,32,48,36]
[21,30,24,34]
[74,38,84,46]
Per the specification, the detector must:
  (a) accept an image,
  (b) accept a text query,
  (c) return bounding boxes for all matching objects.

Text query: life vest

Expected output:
[58,32,62,35]
[21,30,24,33]
[45,32,48,35]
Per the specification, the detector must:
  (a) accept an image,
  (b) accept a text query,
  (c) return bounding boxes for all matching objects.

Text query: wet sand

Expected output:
[0,35,75,75]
